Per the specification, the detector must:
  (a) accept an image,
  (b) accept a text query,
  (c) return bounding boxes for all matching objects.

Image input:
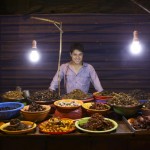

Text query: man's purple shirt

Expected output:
[49,62,103,93]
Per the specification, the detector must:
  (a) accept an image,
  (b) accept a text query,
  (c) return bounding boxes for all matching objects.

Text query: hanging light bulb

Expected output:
[32,40,37,49]
[29,40,40,62]
[130,30,142,55]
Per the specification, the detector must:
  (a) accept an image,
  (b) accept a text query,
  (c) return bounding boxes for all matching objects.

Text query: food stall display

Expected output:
[0,89,150,136]
[62,89,94,102]
[0,118,36,134]
[39,117,75,134]
[2,91,24,101]
[75,113,118,133]
[29,90,60,104]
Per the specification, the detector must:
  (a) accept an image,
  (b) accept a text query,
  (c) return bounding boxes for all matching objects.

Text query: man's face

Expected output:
[70,49,83,65]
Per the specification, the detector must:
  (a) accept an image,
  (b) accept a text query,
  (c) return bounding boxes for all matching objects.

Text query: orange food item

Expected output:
[128,118,135,124]
[0,122,5,127]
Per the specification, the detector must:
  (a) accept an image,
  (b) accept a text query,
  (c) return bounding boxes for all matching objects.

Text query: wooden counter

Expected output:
[0,118,149,150]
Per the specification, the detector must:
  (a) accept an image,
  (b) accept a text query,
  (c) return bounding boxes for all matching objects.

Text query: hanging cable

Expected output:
[131,0,150,14]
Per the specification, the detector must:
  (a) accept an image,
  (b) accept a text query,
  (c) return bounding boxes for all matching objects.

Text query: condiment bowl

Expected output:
[82,102,111,116]
[21,105,51,122]
[112,104,143,117]
[54,99,83,110]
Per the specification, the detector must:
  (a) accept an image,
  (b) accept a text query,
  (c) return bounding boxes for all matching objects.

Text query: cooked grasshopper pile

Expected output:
[63,89,90,100]
[80,113,114,131]
[108,92,140,106]
[30,90,60,102]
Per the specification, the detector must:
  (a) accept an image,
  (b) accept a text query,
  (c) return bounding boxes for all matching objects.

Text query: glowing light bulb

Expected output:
[130,41,142,54]
[29,40,40,62]
[130,31,142,55]
[29,50,40,62]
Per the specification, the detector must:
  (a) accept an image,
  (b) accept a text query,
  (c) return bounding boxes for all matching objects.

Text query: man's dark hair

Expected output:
[70,43,84,54]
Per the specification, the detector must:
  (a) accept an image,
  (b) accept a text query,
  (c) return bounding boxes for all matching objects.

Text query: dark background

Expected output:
[0,0,150,94]
[1,14,150,94]
[0,0,150,15]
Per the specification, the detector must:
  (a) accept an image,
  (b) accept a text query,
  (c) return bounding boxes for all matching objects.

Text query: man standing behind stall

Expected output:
[49,43,103,94]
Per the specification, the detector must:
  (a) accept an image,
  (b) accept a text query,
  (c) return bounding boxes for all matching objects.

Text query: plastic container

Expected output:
[0,102,24,120]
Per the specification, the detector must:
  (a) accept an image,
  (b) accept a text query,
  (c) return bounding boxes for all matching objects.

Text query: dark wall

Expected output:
[1,0,149,14]
[0,14,150,94]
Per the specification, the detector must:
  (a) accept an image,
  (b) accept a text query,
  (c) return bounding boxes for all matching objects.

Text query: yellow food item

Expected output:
[3,91,24,99]
[39,118,75,133]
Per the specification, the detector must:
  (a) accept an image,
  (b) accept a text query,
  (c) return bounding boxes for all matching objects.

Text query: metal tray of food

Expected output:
[122,116,150,134]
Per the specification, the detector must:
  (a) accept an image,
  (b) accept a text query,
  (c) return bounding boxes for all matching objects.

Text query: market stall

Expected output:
[0,89,150,150]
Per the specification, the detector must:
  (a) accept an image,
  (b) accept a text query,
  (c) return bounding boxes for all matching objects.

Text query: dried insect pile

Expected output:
[80,113,114,131]
[108,92,140,106]
[30,90,60,102]
[63,89,90,100]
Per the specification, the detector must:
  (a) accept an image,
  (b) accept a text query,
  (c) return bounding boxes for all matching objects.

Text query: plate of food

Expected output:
[75,113,118,133]
[54,99,83,110]
[126,116,150,132]
[93,91,113,100]
[82,102,111,116]
[2,90,24,102]
[38,117,76,134]
[0,119,36,134]
[62,89,94,102]
[29,90,60,105]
